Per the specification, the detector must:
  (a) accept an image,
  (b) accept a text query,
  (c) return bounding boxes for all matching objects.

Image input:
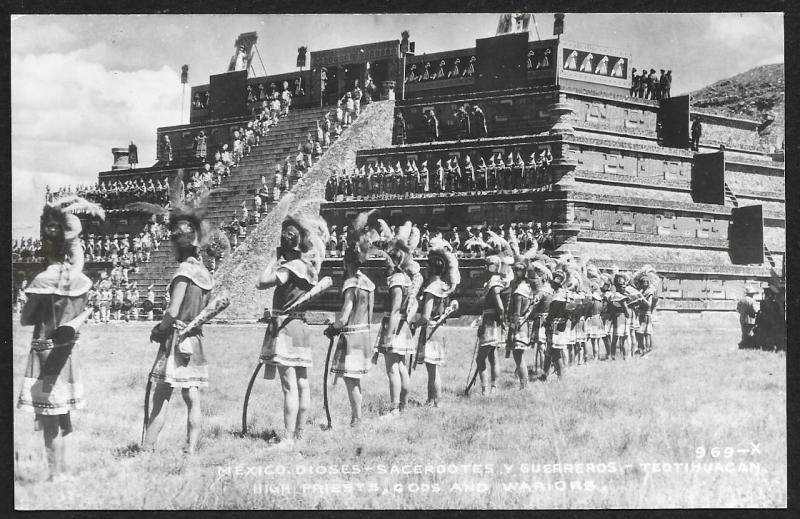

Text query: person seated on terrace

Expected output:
[449,58,461,78]
[435,59,446,80]
[424,110,439,142]
[463,56,476,77]
[193,92,203,108]
[247,85,257,103]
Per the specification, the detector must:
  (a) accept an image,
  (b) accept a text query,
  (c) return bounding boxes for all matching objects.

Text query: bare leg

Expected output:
[610,337,618,360]
[488,349,498,391]
[425,362,441,404]
[476,348,489,393]
[295,367,309,439]
[512,349,527,389]
[144,382,173,450]
[397,354,411,410]
[344,377,362,424]
[278,366,298,440]
[41,415,66,480]
[553,348,564,378]
[180,387,201,454]
[619,337,627,360]
[384,354,401,411]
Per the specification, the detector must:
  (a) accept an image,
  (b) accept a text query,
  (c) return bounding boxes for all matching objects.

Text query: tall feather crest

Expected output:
[377,218,393,241]
[408,225,421,250]
[396,220,412,245]
[51,195,106,221]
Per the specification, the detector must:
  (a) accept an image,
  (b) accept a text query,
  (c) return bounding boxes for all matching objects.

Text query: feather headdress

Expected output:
[427,246,460,296]
[633,264,660,296]
[41,194,106,273]
[345,209,376,265]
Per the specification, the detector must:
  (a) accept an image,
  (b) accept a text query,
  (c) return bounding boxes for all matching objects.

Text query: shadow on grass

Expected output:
[232,426,278,442]
[112,442,144,459]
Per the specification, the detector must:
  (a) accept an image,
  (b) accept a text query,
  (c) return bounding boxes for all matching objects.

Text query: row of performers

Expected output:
[16,197,657,480]
[324,151,554,201]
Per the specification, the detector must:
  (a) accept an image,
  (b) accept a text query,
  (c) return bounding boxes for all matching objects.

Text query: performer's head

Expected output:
[613,272,629,291]
[40,195,104,266]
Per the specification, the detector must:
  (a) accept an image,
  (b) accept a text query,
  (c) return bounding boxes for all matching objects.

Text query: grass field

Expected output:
[13,320,786,509]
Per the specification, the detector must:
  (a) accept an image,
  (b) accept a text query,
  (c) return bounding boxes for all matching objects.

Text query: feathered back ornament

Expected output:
[282,213,329,283]
[42,195,106,242]
[41,194,106,272]
[427,246,460,295]
[345,210,376,265]
[204,227,231,261]
[485,230,514,264]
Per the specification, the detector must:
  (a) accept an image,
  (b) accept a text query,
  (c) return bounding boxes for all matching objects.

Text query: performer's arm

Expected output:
[154,278,187,334]
[256,263,287,289]
[20,293,41,327]
[386,285,404,336]
[417,293,435,327]
[490,286,505,323]
[334,287,355,330]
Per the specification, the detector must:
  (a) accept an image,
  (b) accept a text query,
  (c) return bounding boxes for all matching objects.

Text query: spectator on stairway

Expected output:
[253,192,262,222]
[128,141,138,169]
[393,112,407,145]
[322,114,332,148]
[233,128,244,166]
[146,284,156,321]
[194,130,207,162]
[302,134,314,168]
[455,104,471,140]
[335,103,344,129]
[352,80,363,116]
[273,165,283,200]
[691,118,702,151]
[472,105,488,138]
[221,144,233,167]
[245,123,256,155]
[425,110,439,142]
[258,176,272,205]
[240,201,249,226]
[630,68,639,97]
[281,81,292,117]
[270,93,281,124]
[313,139,323,159]
[160,135,173,166]
[343,92,355,126]
[281,158,292,192]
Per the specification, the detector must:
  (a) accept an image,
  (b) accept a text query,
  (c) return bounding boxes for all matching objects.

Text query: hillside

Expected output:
[691,63,784,149]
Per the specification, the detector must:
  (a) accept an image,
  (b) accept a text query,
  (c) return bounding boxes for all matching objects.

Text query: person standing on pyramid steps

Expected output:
[326,211,376,427]
[256,214,329,448]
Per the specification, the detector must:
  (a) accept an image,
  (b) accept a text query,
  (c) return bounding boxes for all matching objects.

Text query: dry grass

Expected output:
[13,321,786,509]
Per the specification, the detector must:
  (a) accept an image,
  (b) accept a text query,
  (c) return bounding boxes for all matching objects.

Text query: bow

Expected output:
[141,337,164,445]
[463,336,481,396]
[322,328,336,430]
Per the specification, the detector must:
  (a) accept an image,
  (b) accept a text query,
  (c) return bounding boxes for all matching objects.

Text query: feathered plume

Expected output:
[633,264,661,297]
[49,195,106,221]
[124,202,169,216]
[376,218,393,242]
[396,220,412,245]
[408,225,421,251]
[346,210,376,264]
[485,230,513,260]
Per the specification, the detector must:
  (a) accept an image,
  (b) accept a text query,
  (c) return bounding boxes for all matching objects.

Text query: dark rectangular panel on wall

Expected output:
[658,95,690,148]
[475,33,528,91]
[691,152,725,205]
[730,204,764,265]
[209,70,248,119]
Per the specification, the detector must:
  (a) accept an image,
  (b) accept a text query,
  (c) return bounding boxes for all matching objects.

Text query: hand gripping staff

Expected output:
[141,293,230,445]
[240,277,333,435]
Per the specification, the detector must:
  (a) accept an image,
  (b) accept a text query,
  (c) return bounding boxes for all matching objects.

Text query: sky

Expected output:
[10,13,784,238]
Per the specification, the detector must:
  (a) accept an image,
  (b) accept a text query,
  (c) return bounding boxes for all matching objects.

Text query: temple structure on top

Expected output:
[15,17,784,320]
